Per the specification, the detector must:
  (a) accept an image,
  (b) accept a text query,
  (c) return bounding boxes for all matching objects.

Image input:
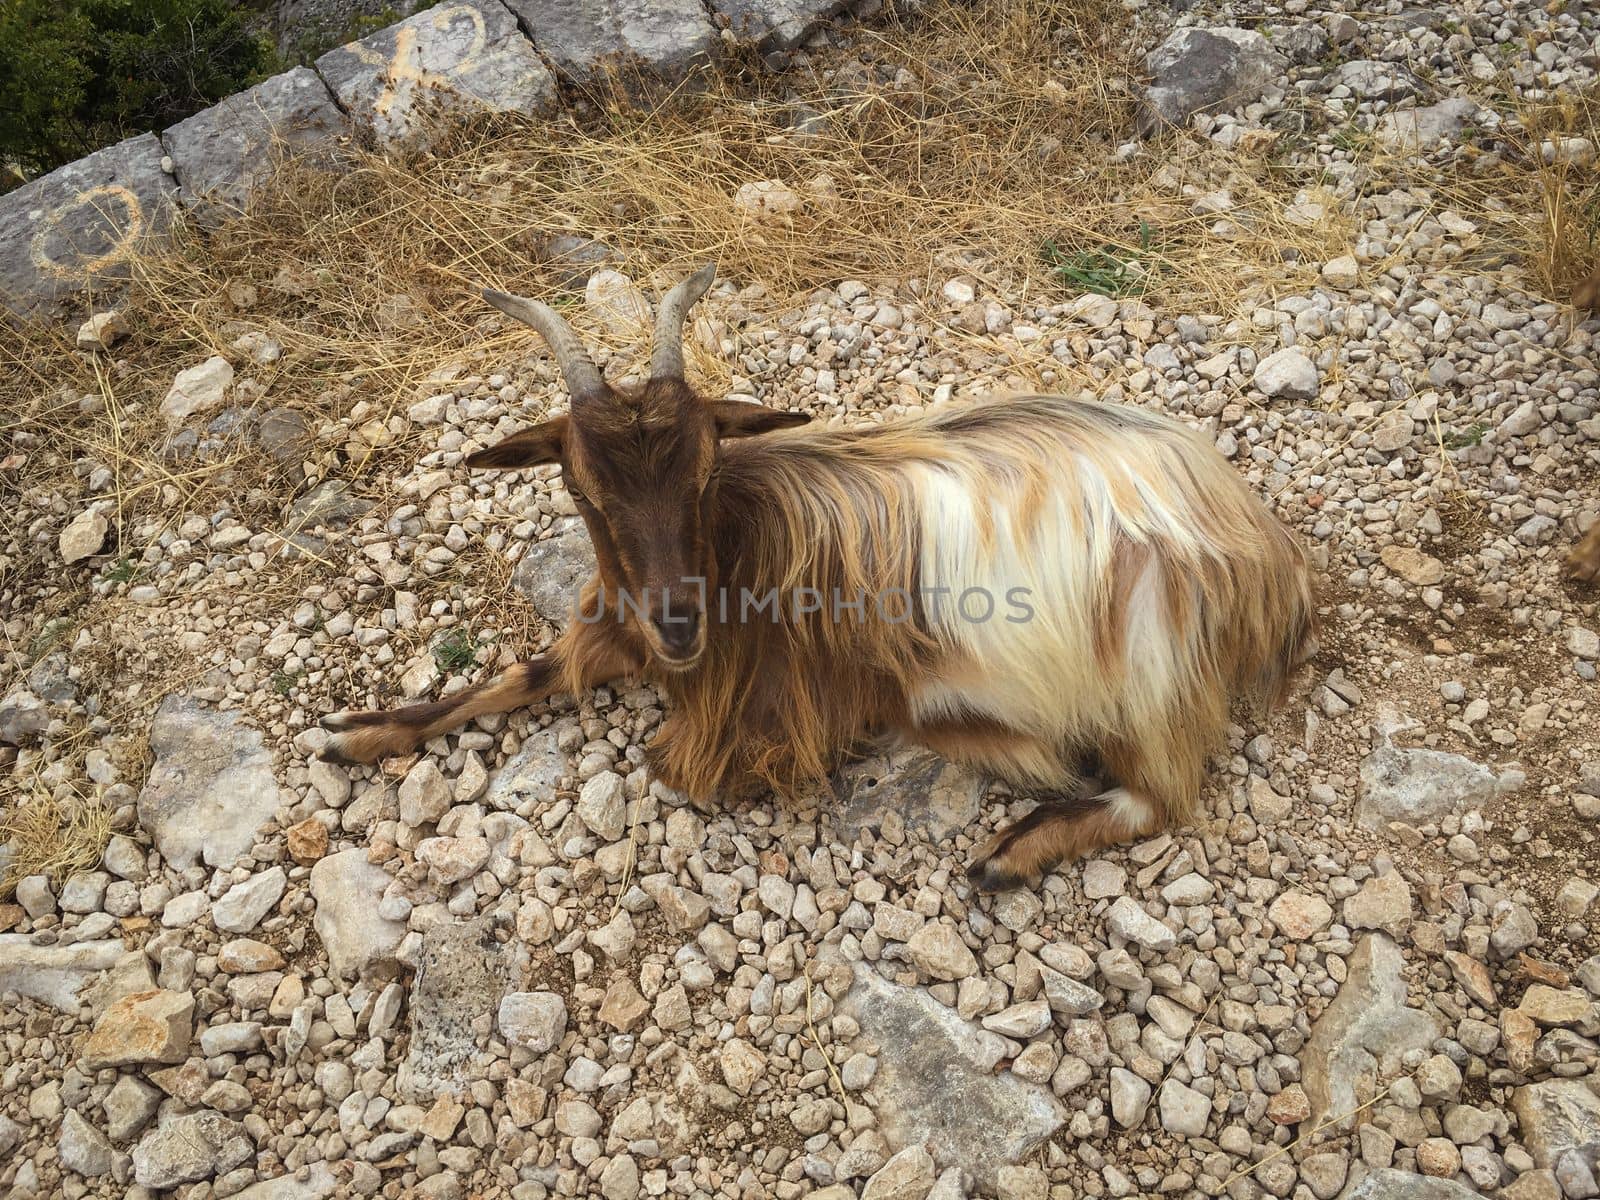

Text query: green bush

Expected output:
[0,0,271,188]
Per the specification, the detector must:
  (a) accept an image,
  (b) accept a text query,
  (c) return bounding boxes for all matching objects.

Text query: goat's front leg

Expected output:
[319,628,646,765]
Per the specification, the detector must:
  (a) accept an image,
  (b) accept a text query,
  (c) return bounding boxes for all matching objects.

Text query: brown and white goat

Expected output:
[322,265,1316,891]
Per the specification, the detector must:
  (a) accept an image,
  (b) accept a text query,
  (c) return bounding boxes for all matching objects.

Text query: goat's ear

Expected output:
[710,401,811,440]
[465,417,567,468]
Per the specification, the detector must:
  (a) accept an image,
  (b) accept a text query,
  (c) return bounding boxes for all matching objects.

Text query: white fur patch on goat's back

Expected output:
[905,396,1303,774]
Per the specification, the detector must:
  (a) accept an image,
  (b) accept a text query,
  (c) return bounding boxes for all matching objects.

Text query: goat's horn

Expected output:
[650,262,717,381]
[482,289,604,400]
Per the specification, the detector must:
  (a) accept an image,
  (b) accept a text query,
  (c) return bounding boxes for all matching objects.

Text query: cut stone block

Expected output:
[316,0,556,148]
[0,134,174,313]
[163,67,347,219]
[709,0,851,55]
[505,0,715,84]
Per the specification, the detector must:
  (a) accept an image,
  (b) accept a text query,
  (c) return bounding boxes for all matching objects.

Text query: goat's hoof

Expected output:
[320,709,387,732]
[317,712,396,765]
[318,733,372,766]
[965,852,1036,895]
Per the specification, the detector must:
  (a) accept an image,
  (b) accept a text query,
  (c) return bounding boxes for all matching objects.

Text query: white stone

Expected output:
[60,509,109,563]
[1106,897,1176,952]
[1253,347,1319,400]
[498,991,567,1054]
[160,356,234,427]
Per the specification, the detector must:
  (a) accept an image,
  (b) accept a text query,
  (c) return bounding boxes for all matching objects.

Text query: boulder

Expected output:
[710,0,849,55]
[1302,935,1437,1130]
[59,1108,115,1177]
[511,518,597,627]
[1139,28,1287,135]
[1337,1168,1484,1199]
[1512,1080,1600,1170]
[0,936,123,1011]
[834,746,986,845]
[505,0,714,83]
[309,850,405,979]
[1375,98,1480,151]
[79,988,195,1069]
[1326,60,1425,102]
[398,917,521,1100]
[0,133,175,313]
[132,1110,252,1189]
[0,688,49,743]
[483,720,575,810]
[1357,704,1501,828]
[213,866,288,934]
[226,1165,338,1200]
[316,0,556,149]
[163,67,346,218]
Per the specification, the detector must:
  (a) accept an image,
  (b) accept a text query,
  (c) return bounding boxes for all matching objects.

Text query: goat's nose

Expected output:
[653,608,700,657]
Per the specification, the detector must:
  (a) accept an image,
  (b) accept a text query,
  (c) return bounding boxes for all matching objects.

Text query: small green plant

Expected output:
[103,556,139,584]
[1445,423,1488,450]
[432,626,482,673]
[271,669,301,697]
[1041,220,1157,297]
[1330,125,1372,155]
[28,616,79,660]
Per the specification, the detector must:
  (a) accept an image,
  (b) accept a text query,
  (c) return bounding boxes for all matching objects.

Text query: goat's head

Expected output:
[467,264,810,669]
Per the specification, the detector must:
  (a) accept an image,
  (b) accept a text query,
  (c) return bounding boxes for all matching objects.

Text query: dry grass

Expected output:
[0,780,113,897]
[1465,83,1600,301]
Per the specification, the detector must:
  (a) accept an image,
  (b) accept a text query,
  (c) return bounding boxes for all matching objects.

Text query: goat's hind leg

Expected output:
[966,785,1163,893]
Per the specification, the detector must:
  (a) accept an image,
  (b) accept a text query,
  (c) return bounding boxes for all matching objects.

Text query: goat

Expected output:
[321,264,1316,892]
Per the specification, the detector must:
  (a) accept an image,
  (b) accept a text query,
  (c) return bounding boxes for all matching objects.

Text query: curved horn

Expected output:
[481,289,604,400]
[650,262,717,381]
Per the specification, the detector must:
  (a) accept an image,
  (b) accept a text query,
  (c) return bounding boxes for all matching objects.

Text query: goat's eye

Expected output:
[564,483,587,503]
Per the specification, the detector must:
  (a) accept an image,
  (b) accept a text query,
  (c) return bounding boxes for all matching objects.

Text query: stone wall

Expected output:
[0,0,875,316]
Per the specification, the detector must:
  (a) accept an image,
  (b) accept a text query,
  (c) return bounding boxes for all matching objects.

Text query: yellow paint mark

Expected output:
[29,185,145,280]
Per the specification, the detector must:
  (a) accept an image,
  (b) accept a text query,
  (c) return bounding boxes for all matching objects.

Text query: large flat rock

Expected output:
[137,695,283,871]
[397,916,523,1100]
[1138,27,1287,136]
[1302,934,1438,1131]
[840,964,1065,1190]
[1512,1079,1600,1171]
[163,67,347,219]
[316,0,556,148]
[0,937,124,1011]
[833,745,985,845]
[1357,704,1507,829]
[1337,1168,1484,1199]
[510,517,596,628]
[506,0,715,84]
[0,133,175,313]
[310,850,406,980]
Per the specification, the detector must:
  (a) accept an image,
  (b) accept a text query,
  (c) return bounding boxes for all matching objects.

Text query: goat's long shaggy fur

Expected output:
[636,397,1313,825]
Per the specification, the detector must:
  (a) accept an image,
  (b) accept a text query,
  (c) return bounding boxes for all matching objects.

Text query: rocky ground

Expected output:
[3,0,1600,1198]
